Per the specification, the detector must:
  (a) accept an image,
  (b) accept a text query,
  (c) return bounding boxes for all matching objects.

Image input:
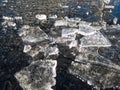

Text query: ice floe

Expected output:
[80,31,111,47]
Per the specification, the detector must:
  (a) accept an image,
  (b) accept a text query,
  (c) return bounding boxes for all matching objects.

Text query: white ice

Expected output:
[80,31,111,47]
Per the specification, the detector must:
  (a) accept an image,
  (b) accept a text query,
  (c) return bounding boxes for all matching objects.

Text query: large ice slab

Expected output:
[15,60,57,90]
[80,31,111,47]
[18,26,48,43]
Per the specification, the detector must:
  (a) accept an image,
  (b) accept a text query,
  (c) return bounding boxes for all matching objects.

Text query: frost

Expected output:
[80,31,111,47]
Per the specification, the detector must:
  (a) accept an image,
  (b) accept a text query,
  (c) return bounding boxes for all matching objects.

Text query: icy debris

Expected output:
[103,0,111,4]
[35,14,47,21]
[44,45,59,58]
[54,20,68,27]
[77,6,81,9]
[78,24,98,36]
[49,15,58,19]
[23,45,32,53]
[28,45,48,58]
[67,40,78,49]
[2,0,8,3]
[2,16,14,21]
[15,60,57,90]
[104,5,114,9]
[7,22,16,27]
[113,17,118,25]
[61,28,77,41]
[14,16,22,20]
[80,31,111,47]
[18,26,48,43]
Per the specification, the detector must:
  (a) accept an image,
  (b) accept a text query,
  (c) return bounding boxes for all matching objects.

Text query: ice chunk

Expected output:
[113,17,118,24]
[23,45,32,53]
[49,15,57,19]
[18,26,48,43]
[61,28,78,41]
[35,14,47,21]
[80,31,111,47]
[2,16,13,21]
[15,60,57,90]
[54,20,68,27]
[7,22,16,27]
[67,40,78,49]
[103,0,111,4]
[44,45,59,59]
[78,24,100,36]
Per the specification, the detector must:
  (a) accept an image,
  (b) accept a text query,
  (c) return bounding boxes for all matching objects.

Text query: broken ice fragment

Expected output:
[44,45,59,59]
[18,26,48,43]
[49,15,57,19]
[66,40,78,49]
[103,0,111,4]
[15,60,57,90]
[61,28,77,41]
[35,14,47,21]
[80,31,111,47]
[23,45,32,53]
[54,20,68,27]
[113,17,118,24]
[78,24,99,36]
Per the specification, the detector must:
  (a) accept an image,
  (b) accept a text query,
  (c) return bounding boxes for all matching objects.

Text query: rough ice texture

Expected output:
[80,31,111,47]
[18,26,48,43]
[15,60,57,90]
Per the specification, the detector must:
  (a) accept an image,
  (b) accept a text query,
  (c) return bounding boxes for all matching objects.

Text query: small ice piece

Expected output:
[62,28,77,40]
[103,0,111,4]
[113,17,118,25]
[2,16,13,21]
[35,14,47,21]
[80,31,111,47]
[18,26,48,43]
[54,20,68,27]
[86,12,89,15]
[67,40,78,49]
[49,15,57,19]
[2,0,8,3]
[44,45,59,58]
[78,24,98,36]
[77,6,81,9]
[7,22,16,27]
[104,5,114,9]
[15,60,57,90]
[23,45,32,53]
[14,16,22,20]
